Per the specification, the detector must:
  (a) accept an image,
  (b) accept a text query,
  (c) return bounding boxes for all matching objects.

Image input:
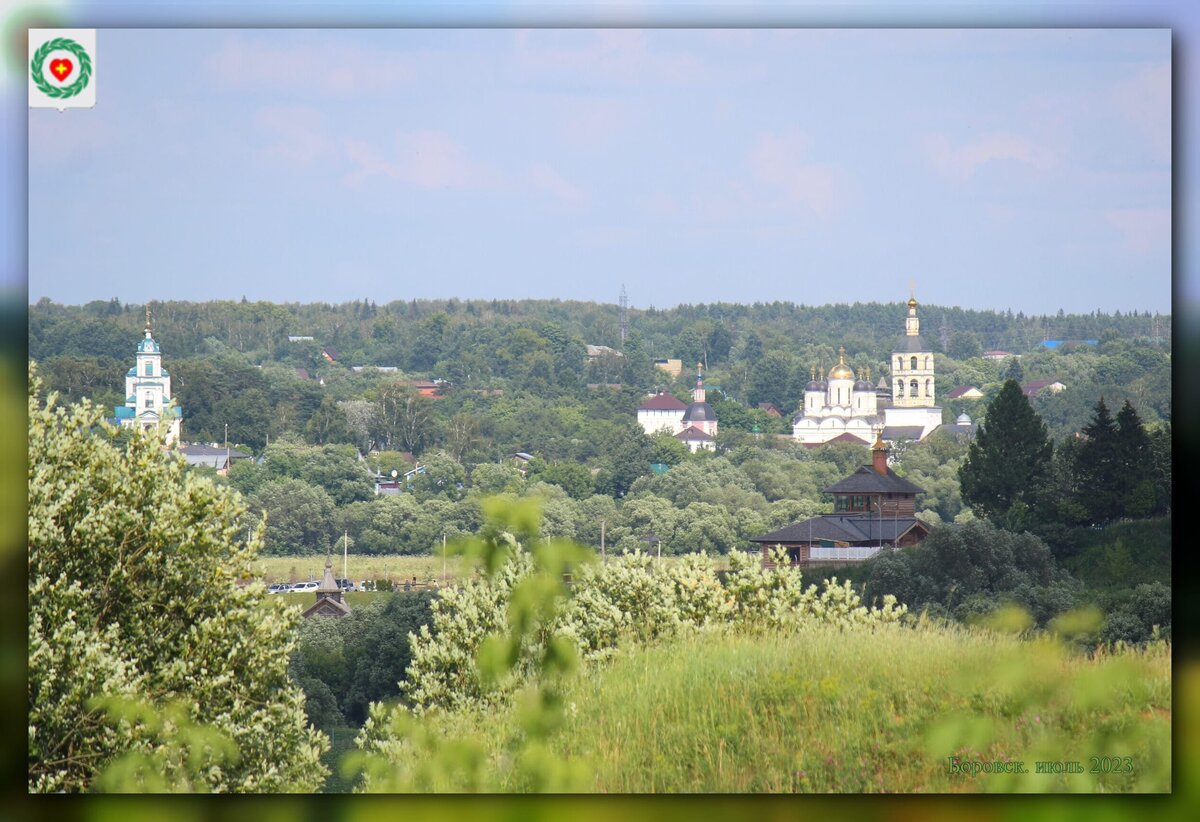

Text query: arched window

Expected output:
[145,362,152,376]
[910,379,919,396]
[145,394,154,408]
[910,356,918,370]
[896,381,904,397]
[896,356,902,371]
[926,378,932,397]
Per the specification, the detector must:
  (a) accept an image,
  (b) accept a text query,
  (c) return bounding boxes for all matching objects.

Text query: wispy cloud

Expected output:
[746,131,844,219]
[342,130,492,189]
[1110,63,1170,162]
[255,106,334,167]
[208,34,412,96]
[513,29,701,84]
[1105,207,1169,252]
[925,132,1054,181]
[530,162,588,207]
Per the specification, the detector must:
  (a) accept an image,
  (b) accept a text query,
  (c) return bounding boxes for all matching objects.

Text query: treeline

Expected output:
[31,297,1170,456]
[221,432,932,558]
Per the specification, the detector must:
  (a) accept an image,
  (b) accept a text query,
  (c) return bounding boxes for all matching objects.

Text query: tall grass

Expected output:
[376,623,1170,793]
[251,553,732,585]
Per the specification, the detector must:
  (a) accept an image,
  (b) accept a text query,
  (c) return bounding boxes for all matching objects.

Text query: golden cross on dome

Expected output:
[908,279,916,300]
[145,305,152,332]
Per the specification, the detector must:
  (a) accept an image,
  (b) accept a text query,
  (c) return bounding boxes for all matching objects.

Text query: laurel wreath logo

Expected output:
[30,37,92,99]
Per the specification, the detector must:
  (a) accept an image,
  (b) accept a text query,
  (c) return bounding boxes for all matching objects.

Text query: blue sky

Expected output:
[21,22,1173,315]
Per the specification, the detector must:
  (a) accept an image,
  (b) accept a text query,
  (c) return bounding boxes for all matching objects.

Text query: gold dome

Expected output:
[828,346,855,380]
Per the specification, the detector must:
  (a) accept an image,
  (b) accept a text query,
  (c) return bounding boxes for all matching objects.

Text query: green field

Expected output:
[251,552,735,587]
[252,554,467,586]
[383,624,1171,793]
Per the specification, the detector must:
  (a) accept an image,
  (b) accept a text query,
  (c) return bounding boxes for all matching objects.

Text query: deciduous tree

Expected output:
[28,370,326,792]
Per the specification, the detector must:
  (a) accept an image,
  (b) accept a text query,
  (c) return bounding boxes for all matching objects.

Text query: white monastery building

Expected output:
[636,365,719,452]
[792,296,943,446]
[114,312,182,444]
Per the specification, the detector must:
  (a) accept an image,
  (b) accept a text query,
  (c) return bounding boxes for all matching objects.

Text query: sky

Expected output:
[21,20,1174,316]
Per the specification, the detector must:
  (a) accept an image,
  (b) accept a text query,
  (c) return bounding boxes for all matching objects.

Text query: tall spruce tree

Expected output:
[1074,397,1121,523]
[1114,400,1155,518]
[958,379,1053,528]
[1003,356,1024,382]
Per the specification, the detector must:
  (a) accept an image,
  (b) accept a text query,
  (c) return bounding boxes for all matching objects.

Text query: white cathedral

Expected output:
[113,312,183,445]
[792,296,944,446]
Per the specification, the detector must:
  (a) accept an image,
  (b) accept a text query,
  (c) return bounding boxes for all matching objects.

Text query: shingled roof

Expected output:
[824,465,925,495]
[750,515,926,545]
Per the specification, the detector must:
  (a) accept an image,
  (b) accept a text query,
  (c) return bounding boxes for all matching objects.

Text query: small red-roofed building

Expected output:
[637,391,688,435]
[946,385,983,400]
[1022,379,1066,397]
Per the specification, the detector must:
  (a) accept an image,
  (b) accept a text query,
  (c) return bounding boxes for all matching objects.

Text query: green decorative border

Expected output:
[30,37,92,99]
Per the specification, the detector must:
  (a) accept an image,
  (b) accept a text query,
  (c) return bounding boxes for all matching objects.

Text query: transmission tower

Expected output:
[619,284,629,346]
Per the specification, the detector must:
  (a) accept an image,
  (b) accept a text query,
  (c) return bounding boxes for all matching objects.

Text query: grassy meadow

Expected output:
[252,554,465,586]
[390,623,1171,793]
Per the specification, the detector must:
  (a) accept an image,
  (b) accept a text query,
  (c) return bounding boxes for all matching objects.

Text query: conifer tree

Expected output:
[958,379,1053,528]
[1114,400,1155,518]
[1003,356,1024,382]
[1073,397,1121,523]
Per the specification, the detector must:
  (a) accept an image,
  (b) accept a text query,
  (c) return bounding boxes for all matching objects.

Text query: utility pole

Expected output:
[224,423,229,470]
[343,530,349,582]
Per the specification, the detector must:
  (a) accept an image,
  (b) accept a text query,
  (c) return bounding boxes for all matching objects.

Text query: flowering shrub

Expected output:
[403,541,907,714]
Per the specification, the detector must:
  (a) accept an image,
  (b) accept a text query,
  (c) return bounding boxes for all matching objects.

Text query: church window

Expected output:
[146,395,154,408]
[896,381,904,397]
[910,379,919,396]
[926,378,932,397]
[896,356,902,371]
[910,356,918,370]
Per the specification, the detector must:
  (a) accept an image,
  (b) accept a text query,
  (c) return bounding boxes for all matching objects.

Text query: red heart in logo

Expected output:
[49,58,73,82]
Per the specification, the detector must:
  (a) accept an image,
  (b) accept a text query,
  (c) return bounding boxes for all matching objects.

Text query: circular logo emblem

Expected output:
[31,37,92,99]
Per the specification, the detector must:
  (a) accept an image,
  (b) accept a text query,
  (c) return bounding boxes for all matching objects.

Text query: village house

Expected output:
[751,434,930,567]
[1021,379,1066,397]
[945,385,984,400]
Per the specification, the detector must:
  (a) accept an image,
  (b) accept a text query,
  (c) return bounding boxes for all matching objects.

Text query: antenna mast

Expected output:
[619,284,629,345]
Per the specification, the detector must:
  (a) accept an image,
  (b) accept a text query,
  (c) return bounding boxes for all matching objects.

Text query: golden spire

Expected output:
[145,304,152,333]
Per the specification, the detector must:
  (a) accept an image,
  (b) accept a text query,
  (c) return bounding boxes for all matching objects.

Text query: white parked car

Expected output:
[266,583,290,594]
[290,581,319,594]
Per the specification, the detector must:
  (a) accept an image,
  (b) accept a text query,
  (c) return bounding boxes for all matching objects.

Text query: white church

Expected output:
[792,296,944,446]
[637,365,719,452]
[113,312,183,444]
